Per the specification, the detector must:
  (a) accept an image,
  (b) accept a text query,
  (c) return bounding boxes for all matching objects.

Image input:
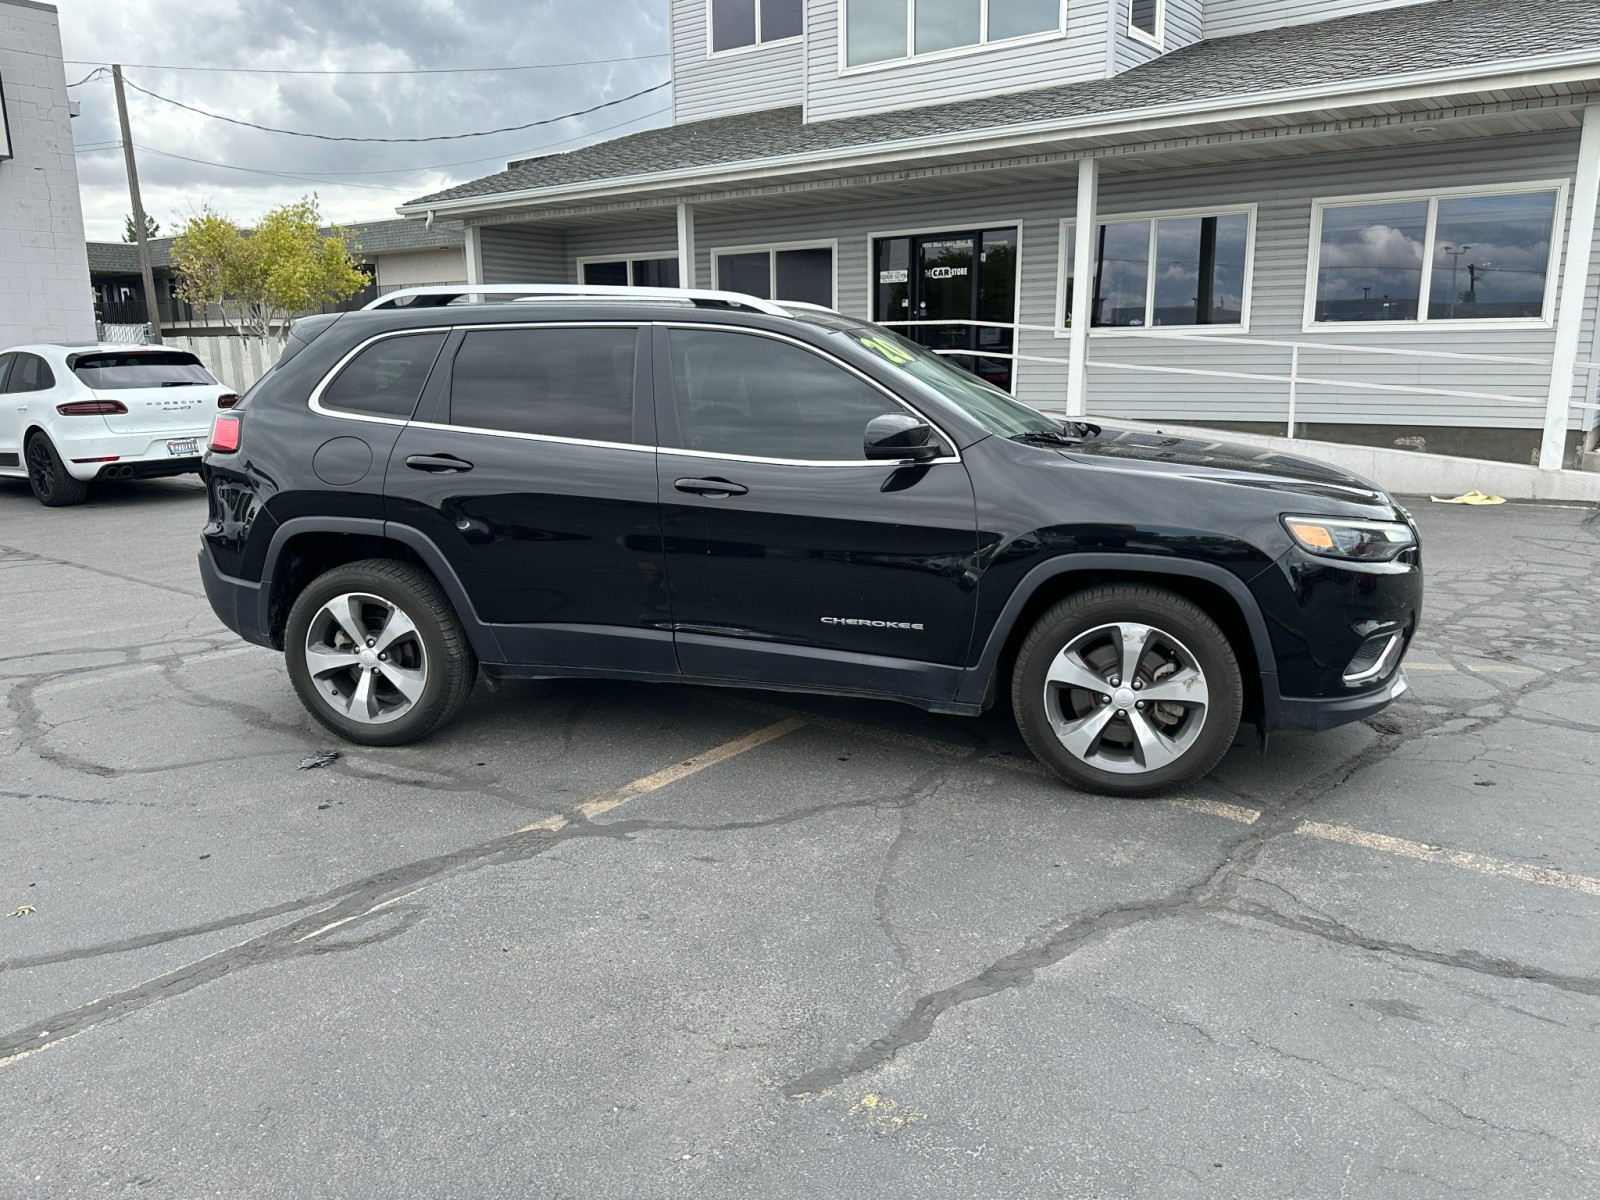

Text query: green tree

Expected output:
[123,212,161,243]
[170,197,369,341]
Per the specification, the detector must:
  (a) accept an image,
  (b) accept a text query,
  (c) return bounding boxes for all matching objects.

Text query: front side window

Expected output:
[669,328,900,461]
[1129,0,1163,42]
[320,333,446,419]
[1063,211,1251,328]
[714,245,834,306]
[845,0,1061,67]
[1312,188,1558,324]
[71,352,208,390]
[581,258,681,288]
[449,327,638,444]
[711,0,802,52]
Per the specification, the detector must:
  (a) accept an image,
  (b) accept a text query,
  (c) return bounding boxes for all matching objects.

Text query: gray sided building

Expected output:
[401,0,1600,469]
[0,0,94,348]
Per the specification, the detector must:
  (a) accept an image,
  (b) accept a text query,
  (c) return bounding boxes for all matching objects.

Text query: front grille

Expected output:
[1343,633,1403,685]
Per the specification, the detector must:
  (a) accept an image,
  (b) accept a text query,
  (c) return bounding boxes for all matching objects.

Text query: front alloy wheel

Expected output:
[1012,584,1243,797]
[1044,622,1210,775]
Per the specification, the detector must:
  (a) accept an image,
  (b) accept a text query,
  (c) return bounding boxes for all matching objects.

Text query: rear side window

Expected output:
[72,352,210,390]
[448,326,638,444]
[321,333,447,419]
[5,353,57,393]
[0,354,13,392]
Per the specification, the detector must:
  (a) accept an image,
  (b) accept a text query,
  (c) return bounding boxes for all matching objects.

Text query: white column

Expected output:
[464,226,483,285]
[1066,157,1100,419]
[677,201,697,289]
[1540,104,1600,471]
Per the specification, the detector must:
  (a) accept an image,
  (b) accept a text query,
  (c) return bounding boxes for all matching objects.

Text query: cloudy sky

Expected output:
[57,0,670,240]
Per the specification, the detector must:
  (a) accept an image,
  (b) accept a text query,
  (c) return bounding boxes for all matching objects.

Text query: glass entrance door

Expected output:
[873,227,1018,392]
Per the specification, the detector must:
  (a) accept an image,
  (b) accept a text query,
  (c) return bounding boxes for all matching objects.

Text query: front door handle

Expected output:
[674,477,748,498]
[406,453,474,474]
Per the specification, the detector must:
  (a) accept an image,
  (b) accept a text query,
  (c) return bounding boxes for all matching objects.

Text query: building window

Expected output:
[1061,209,1253,329]
[710,0,802,53]
[713,244,835,306]
[1129,0,1163,44]
[1309,187,1561,325]
[844,0,1062,68]
[581,257,681,288]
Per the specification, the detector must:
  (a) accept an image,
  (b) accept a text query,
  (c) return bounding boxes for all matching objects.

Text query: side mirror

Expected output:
[865,412,940,462]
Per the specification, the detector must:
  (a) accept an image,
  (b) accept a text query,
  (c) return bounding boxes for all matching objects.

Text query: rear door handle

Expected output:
[674,477,748,498]
[406,453,474,474]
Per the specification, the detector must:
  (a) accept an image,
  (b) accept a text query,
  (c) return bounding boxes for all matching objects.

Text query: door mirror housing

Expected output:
[865,412,940,462]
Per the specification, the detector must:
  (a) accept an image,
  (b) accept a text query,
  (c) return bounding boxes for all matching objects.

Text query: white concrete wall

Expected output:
[0,0,95,347]
[372,246,468,290]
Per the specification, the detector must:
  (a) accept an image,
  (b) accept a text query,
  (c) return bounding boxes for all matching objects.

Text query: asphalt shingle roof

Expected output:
[407,0,1600,208]
[86,218,465,276]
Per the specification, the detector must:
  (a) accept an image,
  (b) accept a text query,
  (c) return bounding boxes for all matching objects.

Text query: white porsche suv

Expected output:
[0,344,238,506]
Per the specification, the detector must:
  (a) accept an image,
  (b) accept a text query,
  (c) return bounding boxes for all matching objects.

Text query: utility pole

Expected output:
[112,65,163,344]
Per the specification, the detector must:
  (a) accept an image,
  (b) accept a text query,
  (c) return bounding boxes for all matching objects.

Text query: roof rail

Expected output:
[363,283,794,317]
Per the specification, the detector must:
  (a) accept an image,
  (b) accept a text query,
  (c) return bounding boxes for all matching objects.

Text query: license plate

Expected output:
[167,438,198,457]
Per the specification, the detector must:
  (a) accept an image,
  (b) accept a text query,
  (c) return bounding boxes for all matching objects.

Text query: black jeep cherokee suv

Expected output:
[198,292,1421,796]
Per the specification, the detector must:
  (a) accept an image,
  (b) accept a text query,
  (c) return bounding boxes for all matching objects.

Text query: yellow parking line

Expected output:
[1297,821,1600,897]
[520,716,808,833]
[1169,797,1261,825]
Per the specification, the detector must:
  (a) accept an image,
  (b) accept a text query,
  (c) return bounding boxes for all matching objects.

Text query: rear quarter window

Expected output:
[319,332,447,420]
[72,352,214,390]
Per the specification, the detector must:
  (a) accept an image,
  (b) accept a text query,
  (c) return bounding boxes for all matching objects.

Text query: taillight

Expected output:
[217,393,241,409]
[56,400,128,416]
[209,414,241,453]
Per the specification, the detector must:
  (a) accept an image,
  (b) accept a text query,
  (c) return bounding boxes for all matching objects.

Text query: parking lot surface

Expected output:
[1,474,1597,1199]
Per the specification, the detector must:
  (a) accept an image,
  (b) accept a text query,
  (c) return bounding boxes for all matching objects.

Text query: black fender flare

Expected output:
[955,553,1277,707]
[258,517,505,662]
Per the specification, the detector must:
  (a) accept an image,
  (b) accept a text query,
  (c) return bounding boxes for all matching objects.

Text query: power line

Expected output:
[69,105,670,184]
[66,67,107,88]
[119,76,671,143]
[64,54,668,76]
[135,145,418,193]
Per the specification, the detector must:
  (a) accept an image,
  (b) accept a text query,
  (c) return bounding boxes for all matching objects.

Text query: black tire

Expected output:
[26,432,90,507]
[1011,584,1243,797]
[284,558,477,747]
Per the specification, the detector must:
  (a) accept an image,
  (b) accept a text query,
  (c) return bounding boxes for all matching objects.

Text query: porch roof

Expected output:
[403,0,1600,215]
[85,218,466,277]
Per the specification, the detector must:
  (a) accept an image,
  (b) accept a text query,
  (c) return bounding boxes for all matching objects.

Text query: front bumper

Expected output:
[197,544,272,649]
[1261,667,1409,734]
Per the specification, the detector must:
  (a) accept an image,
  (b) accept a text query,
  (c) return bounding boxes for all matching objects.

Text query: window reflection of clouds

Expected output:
[1314,191,1556,322]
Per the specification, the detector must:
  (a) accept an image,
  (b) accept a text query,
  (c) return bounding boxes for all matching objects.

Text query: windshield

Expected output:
[72,352,216,390]
[786,308,1059,438]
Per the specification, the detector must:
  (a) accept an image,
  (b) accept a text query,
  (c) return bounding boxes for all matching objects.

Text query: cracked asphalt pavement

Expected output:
[1,475,1598,1198]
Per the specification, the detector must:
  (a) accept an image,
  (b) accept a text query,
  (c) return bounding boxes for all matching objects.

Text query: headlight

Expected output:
[1282,515,1416,562]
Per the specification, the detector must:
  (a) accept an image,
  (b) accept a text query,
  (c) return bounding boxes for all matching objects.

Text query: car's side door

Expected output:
[1,352,59,469]
[0,354,18,471]
[385,321,674,674]
[655,323,980,703]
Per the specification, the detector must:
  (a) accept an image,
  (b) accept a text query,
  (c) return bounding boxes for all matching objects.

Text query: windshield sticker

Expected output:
[857,335,916,365]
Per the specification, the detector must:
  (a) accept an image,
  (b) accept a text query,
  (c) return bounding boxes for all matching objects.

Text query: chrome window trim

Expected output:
[656,321,964,467]
[404,418,655,454]
[308,326,454,428]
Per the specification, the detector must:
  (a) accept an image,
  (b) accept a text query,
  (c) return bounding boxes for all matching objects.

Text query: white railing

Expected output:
[878,319,1600,437]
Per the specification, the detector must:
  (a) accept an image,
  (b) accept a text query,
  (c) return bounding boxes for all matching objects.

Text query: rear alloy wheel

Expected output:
[284,559,476,746]
[1012,585,1242,797]
[25,433,89,507]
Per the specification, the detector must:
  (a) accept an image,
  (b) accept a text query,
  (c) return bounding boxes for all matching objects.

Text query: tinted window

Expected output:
[71,352,210,390]
[583,260,628,286]
[669,329,901,461]
[13,354,56,392]
[0,354,14,393]
[321,333,446,419]
[449,327,638,443]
